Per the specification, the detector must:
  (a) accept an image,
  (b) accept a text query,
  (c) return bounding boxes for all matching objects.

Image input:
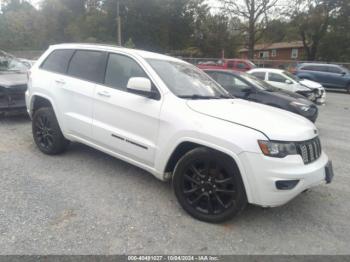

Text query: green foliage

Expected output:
[0,0,349,61]
[0,0,241,57]
[124,38,135,49]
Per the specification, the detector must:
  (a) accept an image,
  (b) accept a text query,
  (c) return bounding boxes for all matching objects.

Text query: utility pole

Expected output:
[116,0,122,46]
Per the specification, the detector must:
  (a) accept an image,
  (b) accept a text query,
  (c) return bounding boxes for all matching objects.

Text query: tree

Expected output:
[221,0,280,59]
[317,0,350,61]
[288,0,338,60]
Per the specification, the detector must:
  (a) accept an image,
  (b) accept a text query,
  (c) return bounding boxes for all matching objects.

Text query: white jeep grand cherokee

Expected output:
[26,44,334,223]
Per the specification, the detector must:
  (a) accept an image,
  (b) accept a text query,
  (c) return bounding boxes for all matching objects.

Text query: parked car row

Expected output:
[24,44,334,223]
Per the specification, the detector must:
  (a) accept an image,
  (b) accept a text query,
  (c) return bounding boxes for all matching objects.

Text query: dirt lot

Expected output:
[0,92,349,255]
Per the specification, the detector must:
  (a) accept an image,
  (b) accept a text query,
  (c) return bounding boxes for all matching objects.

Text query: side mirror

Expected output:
[285,79,293,84]
[127,77,153,97]
[341,72,346,76]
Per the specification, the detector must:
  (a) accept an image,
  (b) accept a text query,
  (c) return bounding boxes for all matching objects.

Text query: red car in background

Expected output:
[197,59,256,72]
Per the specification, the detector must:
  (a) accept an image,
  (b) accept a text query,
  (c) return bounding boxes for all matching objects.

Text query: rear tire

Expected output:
[172,147,247,223]
[32,107,70,155]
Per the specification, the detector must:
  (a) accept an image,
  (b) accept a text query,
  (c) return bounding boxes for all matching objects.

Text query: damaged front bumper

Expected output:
[0,84,27,112]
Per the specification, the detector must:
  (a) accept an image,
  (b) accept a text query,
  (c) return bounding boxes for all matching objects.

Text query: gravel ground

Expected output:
[0,92,349,255]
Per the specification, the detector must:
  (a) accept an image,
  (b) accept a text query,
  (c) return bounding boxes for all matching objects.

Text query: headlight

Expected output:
[258,140,298,158]
[290,101,310,112]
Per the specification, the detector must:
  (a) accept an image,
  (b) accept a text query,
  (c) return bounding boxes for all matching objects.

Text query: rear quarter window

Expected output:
[67,50,107,83]
[41,49,75,74]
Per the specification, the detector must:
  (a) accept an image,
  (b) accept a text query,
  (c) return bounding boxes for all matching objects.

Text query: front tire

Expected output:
[172,147,247,223]
[32,107,69,155]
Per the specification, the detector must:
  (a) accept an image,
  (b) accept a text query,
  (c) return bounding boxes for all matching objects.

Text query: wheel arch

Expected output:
[29,94,65,132]
[163,140,253,203]
[31,95,53,113]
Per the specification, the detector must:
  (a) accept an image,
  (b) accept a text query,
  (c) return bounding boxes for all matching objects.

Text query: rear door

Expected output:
[61,49,107,139]
[92,53,162,166]
[327,66,347,88]
[301,65,329,86]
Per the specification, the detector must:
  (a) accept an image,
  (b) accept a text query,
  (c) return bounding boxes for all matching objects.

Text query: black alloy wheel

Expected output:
[32,107,69,155]
[35,114,54,150]
[173,147,247,223]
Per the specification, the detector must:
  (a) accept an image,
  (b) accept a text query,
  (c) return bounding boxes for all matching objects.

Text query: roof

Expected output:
[239,41,304,52]
[298,62,340,67]
[50,43,184,63]
[203,69,242,75]
[248,68,284,73]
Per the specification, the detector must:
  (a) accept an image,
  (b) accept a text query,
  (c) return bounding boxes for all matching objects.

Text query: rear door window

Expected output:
[268,72,287,83]
[302,65,328,72]
[41,49,75,74]
[67,50,107,83]
[328,66,342,74]
[251,71,266,80]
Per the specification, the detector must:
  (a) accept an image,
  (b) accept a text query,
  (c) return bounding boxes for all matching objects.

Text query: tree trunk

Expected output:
[248,25,255,59]
[247,0,255,60]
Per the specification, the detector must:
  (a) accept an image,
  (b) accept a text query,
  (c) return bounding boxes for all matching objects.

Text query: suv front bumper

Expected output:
[239,151,331,207]
[0,85,27,112]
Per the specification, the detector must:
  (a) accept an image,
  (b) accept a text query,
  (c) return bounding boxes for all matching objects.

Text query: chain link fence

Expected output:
[180,57,350,70]
[4,50,350,70]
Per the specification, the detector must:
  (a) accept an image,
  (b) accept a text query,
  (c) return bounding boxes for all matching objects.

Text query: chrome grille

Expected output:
[296,137,322,164]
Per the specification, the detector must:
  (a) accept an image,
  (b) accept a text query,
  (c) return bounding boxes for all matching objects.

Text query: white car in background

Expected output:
[248,68,326,104]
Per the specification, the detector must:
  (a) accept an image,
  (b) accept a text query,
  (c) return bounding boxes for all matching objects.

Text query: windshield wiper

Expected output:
[178,95,221,100]
[219,94,235,99]
[178,94,234,100]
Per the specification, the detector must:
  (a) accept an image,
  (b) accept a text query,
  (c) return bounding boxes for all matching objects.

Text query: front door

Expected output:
[92,53,162,166]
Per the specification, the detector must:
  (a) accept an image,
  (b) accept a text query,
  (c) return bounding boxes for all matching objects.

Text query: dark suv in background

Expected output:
[295,63,350,93]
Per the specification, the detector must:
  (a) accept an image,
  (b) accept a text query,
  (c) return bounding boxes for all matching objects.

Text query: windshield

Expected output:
[239,72,278,91]
[147,59,231,99]
[0,56,29,72]
[283,71,300,82]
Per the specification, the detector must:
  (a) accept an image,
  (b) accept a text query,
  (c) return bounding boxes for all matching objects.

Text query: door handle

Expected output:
[55,79,66,84]
[97,91,111,98]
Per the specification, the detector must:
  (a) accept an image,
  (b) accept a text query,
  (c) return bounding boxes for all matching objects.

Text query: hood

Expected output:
[290,83,311,92]
[0,72,27,88]
[266,90,314,106]
[187,99,317,141]
[299,79,323,90]
[269,88,311,101]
